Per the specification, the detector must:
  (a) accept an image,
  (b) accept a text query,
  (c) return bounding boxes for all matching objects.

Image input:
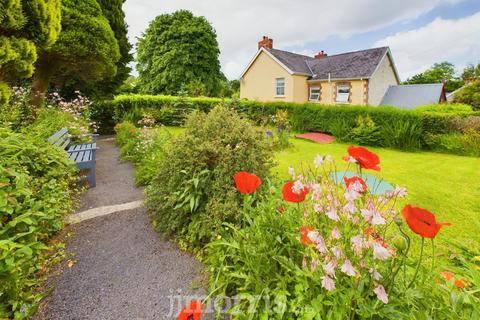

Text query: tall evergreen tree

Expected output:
[0,0,61,104]
[58,0,132,98]
[136,10,225,96]
[30,0,120,106]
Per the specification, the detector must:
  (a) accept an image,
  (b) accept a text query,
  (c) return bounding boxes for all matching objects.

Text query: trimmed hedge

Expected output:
[91,94,480,151]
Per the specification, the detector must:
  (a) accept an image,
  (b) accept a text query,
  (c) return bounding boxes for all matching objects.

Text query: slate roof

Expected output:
[380,84,446,109]
[265,47,390,80]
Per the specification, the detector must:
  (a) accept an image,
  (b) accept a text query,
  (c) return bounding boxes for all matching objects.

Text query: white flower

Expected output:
[341,259,357,277]
[373,243,392,261]
[374,285,389,304]
[314,155,324,167]
[288,166,295,179]
[307,231,328,254]
[321,275,336,291]
[313,203,323,213]
[323,260,336,276]
[326,207,340,221]
[369,268,382,280]
[371,211,386,225]
[330,227,341,240]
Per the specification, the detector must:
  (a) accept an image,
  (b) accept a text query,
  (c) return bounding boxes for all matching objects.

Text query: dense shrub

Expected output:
[0,128,78,318]
[145,106,274,249]
[426,130,480,156]
[416,103,473,113]
[114,122,173,185]
[98,94,480,155]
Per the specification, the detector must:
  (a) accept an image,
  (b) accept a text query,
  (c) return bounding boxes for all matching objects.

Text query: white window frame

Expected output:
[309,86,320,102]
[275,78,285,97]
[336,84,350,103]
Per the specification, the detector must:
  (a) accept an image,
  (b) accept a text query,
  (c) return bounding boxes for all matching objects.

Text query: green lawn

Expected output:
[164,126,480,243]
[274,138,480,243]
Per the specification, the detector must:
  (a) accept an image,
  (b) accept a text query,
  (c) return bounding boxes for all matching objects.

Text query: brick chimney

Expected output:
[258,36,273,50]
[314,50,328,59]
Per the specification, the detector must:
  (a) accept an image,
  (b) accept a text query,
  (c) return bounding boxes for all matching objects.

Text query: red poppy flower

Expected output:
[455,279,466,289]
[277,206,285,214]
[300,226,313,246]
[343,146,381,171]
[233,171,262,194]
[402,205,451,239]
[178,300,204,320]
[343,176,368,192]
[440,271,454,281]
[282,181,309,203]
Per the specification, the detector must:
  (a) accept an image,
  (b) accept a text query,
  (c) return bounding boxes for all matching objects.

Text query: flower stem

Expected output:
[407,237,424,289]
[431,238,435,271]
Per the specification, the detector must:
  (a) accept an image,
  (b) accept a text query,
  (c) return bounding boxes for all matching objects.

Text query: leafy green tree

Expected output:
[30,0,120,106]
[57,0,133,99]
[461,63,480,81]
[454,80,480,110]
[0,0,61,104]
[404,62,463,92]
[136,10,224,96]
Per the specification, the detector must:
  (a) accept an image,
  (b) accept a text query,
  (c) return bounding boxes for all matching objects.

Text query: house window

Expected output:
[276,78,285,96]
[309,86,320,102]
[336,84,350,103]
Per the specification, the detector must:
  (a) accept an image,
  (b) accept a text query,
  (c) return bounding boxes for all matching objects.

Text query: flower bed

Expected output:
[114,107,479,319]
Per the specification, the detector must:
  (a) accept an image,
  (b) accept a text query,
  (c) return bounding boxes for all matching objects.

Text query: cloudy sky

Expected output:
[124,0,480,81]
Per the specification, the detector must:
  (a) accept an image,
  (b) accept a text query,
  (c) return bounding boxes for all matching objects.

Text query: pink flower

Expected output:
[344,190,361,202]
[374,285,389,304]
[343,202,356,214]
[288,166,295,179]
[330,227,341,240]
[341,259,357,277]
[314,155,324,167]
[307,231,328,254]
[394,186,407,198]
[373,243,392,261]
[369,268,382,280]
[311,259,320,272]
[332,246,344,259]
[351,235,366,254]
[326,207,340,221]
[321,275,336,291]
[323,260,336,276]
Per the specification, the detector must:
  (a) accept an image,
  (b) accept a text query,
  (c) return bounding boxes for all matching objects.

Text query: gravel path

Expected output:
[34,137,206,320]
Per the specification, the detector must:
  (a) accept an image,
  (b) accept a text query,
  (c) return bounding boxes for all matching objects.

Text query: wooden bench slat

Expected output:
[82,150,92,162]
[59,138,71,150]
[49,128,97,188]
[48,128,68,144]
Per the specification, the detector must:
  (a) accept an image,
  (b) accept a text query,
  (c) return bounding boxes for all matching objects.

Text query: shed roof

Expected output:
[380,84,446,109]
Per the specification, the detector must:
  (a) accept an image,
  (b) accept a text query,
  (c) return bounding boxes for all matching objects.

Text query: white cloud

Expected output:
[375,12,480,80]
[124,0,465,79]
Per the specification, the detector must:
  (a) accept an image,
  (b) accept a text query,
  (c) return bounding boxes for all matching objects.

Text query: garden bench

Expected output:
[48,128,98,187]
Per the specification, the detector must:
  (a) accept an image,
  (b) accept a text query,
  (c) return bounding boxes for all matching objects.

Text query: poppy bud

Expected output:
[393,236,407,251]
